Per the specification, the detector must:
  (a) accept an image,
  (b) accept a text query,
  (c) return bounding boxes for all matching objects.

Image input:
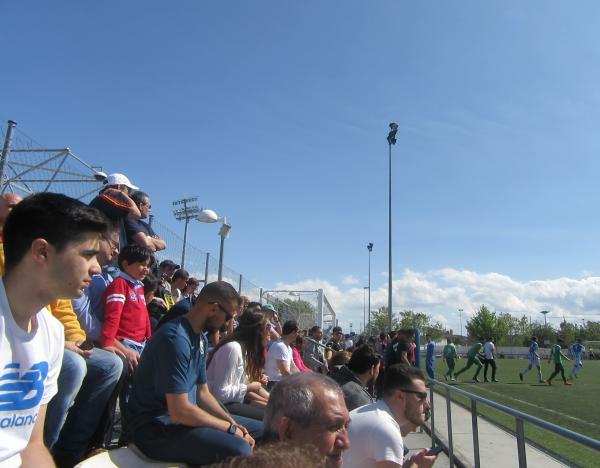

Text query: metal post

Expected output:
[0,120,17,190]
[218,233,225,281]
[363,287,366,335]
[387,140,393,332]
[367,243,372,334]
[430,384,435,447]
[471,400,480,468]
[317,288,324,329]
[238,274,243,294]
[446,386,454,468]
[181,215,189,269]
[203,252,210,284]
[516,418,527,467]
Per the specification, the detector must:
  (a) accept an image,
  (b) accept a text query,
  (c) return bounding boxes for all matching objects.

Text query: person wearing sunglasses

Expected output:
[127,281,263,466]
[344,364,437,468]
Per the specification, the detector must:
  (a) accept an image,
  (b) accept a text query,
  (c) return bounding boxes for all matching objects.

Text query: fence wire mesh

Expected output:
[0,121,336,321]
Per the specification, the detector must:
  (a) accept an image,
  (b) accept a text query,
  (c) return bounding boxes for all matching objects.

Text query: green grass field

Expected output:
[430,357,600,467]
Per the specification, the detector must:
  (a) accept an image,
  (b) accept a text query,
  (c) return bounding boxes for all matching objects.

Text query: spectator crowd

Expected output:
[0,174,439,468]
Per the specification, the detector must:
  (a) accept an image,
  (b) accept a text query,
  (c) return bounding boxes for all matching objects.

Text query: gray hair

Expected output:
[263,373,343,443]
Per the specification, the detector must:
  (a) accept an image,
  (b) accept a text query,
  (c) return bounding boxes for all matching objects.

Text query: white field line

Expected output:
[462,384,600,430]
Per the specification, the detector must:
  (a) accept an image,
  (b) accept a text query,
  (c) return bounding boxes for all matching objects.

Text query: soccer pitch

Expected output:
[431,358,600,467]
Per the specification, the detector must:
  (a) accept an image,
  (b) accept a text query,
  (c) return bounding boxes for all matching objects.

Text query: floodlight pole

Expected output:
[387,123,398,332]
[0,120,17,190]
[173,196,200,269]
[367,242,373,334]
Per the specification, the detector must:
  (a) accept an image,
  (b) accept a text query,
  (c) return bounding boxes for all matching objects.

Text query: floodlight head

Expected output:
[387,122,398,145]
[196,209,221,223]
[367,242,373,252]
[219,222,232,239]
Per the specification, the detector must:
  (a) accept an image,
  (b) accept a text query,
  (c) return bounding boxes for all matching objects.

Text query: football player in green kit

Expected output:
[454,337,485,382]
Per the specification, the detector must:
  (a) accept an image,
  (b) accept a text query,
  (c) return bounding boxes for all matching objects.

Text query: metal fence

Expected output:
[428,380,600,467]
[0,120,337,325]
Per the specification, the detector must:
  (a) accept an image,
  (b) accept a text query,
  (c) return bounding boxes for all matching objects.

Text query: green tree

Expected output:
[367,306,400,335]
[465,305,509,343]
[398,310,445,341]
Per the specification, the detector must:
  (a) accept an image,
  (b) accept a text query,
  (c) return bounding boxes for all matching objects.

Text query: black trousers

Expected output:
[483,358,497,380]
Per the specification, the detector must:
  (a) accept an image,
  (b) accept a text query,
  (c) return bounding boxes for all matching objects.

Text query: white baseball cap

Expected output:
[103,173,139,190]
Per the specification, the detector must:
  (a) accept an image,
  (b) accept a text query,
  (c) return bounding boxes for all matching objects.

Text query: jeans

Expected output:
[45,347,123,459]
[426,361,435,380]
[44,349,87,449]
[119,339,146,444]
[134,415,262,466]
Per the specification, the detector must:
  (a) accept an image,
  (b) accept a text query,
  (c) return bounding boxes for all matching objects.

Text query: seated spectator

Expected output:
[128,281,261,466]
[344,364,436,468]
[156,259,178,308]
[265,320,300,388]
[125,191,166,253]
[0,193,107,466]
[44,299,123,467]
[329,344,379,410]
[262,303,282,341]
[71,220,120,342]
[206,442,327,468]
[182,277,201,302]
[263,373,350,468]
[303,325,328,373]
[330,350,352,369]
[327,326,344,352]
[101,244,154,444]
[207,309,270,420]
[142,274,161,330]
[343,334,354,351]
[291,333,312,372]
[89,173,141,249]
[170,268,190,303]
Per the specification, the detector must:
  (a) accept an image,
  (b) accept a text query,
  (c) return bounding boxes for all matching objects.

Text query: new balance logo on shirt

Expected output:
[0,362,48,411]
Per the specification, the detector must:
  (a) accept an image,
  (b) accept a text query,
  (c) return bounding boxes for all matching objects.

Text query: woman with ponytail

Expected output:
[207,309,270,420]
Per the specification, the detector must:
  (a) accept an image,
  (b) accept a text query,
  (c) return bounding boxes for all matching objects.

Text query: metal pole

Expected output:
[363,287,366,335]
[218,233,225,281]
[471,400,480,468]
[0,120,17,191]
[181,216,189,269]
[388,141,393,332]
[516,418,527,467]
[368,245,372,334]
[238,274,243,294]
[446,387,454,468]
[203,252,210,284]
[259,288,263,305]
[459,308,463,343]
[430,384,435,448]
[317,288,324,329]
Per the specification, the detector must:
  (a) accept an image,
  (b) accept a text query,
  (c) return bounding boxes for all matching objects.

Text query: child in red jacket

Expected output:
[101,244,153,445]
[101,244,154,355]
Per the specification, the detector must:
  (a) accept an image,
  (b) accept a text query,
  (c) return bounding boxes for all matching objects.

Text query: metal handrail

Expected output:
[428,379,600,467]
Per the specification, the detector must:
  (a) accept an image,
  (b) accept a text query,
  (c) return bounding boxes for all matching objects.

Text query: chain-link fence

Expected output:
[0,120,337,326]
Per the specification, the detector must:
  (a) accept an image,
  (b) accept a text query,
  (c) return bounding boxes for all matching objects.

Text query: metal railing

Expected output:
[428,380,600,467]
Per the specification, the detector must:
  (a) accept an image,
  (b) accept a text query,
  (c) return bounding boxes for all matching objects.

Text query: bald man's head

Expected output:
[0,193,23,227]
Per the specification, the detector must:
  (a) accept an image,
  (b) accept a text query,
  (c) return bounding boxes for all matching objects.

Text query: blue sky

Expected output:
[4,1,600,332]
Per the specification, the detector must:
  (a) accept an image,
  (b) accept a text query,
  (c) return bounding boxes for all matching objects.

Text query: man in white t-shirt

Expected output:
[483,337,498,382]
[0,193,107,467]
[345,364,438,468]
[265,320,300,388]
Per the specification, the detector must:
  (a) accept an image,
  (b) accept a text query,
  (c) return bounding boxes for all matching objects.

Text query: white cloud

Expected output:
[274,269,600,334]
[341,275,360,286]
